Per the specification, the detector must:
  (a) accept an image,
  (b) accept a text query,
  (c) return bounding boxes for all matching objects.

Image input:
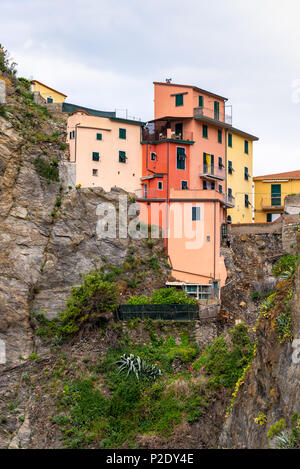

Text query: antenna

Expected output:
[165,78,172,83]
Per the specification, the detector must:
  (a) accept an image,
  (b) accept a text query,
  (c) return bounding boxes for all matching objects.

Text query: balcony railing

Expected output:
[223,194,235,208]
[135,188,166,200]
[194,106,232,125]
[142,123,193,142]
[260,196,285,210]
[199,164,225,181]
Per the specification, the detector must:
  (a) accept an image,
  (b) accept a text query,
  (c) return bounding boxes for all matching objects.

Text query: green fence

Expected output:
[115,304,199,321]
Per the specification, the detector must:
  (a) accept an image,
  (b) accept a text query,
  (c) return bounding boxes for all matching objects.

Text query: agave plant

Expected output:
[116,354,162,381]
[275,430,295,449]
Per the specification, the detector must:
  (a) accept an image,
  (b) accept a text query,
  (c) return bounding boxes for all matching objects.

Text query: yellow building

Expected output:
[226,127,259,224]
[31,80,67,103]
[254,170,300,223]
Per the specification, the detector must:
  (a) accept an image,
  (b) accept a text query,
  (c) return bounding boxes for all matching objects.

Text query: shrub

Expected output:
[18,77,31,90]
[116,354,162,381]
[127,288,197,306]
[272,254,299,279]
[196,323,255,389]
[59,271,118,334]
[268,419,286,439]
[33,156,59,182]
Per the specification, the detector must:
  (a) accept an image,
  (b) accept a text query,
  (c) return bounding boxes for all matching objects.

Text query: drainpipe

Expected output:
[213,201,216,279]
[166,142,170,253]
[74,122,81,163]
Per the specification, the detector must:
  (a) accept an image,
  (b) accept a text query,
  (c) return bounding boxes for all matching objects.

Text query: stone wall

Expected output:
[0,79,6,104]
[282,195,300,253]
[230,217,282,235]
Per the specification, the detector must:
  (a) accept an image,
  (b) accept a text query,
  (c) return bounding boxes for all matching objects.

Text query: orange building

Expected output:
[136,82,234,295]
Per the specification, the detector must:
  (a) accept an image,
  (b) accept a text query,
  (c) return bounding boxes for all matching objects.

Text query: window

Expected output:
[203,180,207,190]
[218,129,222,144]
[271,184,281,206]
[244,167,249,180]
[92,169,98,176]
[228,188,232,198]
[69,130,75,139]
[150,152,157,161]
[218,157,223,169]
[244,140,249,154]
[143,184,148,198]
[245,194,250,207]
[228,133,232,147]
[158,181,163,190]
[214,101,220,120]
[218,184,223,194]
[119,128,126,139]
[192,207,200,221]
[47,97,53,103]
[211,182,215,190]
[92,152,100,161]
[202,125,208,139]
[96,133,102,140]
[181,180,188,190]
[267,213,272,223]
[228,160,233,174]
[119,151,127,163]
[175,94,184,106]
[198,95,204,107]
[176,147,186,170]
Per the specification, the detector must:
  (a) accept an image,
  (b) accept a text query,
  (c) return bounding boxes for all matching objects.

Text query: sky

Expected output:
[1,0,300,176]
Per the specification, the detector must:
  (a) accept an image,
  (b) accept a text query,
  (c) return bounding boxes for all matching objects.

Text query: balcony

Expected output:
[194,106,232,126]
[199,164,225,181]
[260,195,285,211]
[223,194,235,208]
[135,188,166,200]
[142,123,193,143]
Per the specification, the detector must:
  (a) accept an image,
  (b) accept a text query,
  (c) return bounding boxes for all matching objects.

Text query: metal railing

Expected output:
[260,196,284,209]
[135,188,165,199]
[115,304,199,321]
[200,164,225,180]
[194,106,232,125]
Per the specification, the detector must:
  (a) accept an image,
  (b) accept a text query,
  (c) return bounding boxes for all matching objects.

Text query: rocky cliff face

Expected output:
[0,77,169,367]
[219,233,300,448]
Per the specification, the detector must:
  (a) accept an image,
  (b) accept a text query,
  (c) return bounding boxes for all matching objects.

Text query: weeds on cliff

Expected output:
[33,156,59,182]
[192,323,255,390]
[0,104,8,118]
[59,271,119,334]
[272,254,299,279]
[127,287,197,306]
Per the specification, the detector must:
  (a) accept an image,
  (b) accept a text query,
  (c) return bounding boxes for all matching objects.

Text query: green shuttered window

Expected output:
[175,94,184,106]
[119,128,126,139]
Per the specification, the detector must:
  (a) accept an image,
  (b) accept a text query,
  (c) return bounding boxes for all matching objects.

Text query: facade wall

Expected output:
[32,82,66,103]
[154,82,226,122]
[254,179,300,223]
[227,131,253,223]
[67,113,143,192]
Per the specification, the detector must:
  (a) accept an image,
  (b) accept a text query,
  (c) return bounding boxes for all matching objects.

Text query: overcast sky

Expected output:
[1,0,300,176]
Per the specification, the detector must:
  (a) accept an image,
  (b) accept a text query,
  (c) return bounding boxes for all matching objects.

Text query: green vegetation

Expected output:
[191,323,255,389]
[271,253,299,279]
[127,287,197,305]
[267,418,286,439]
[33,156,59,182]
[59,271,119,334]
[51,322,254,448]
[116,354,162,381]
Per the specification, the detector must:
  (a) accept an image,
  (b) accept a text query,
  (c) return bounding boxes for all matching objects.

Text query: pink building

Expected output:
[136,82,234,295]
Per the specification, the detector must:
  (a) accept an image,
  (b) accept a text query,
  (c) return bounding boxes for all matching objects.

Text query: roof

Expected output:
[110,117,146,126]
[153,81,228,102]
[254,170,300,181]
[31,80,67,97]
[62,102,116,118]
[230,126,259,141]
